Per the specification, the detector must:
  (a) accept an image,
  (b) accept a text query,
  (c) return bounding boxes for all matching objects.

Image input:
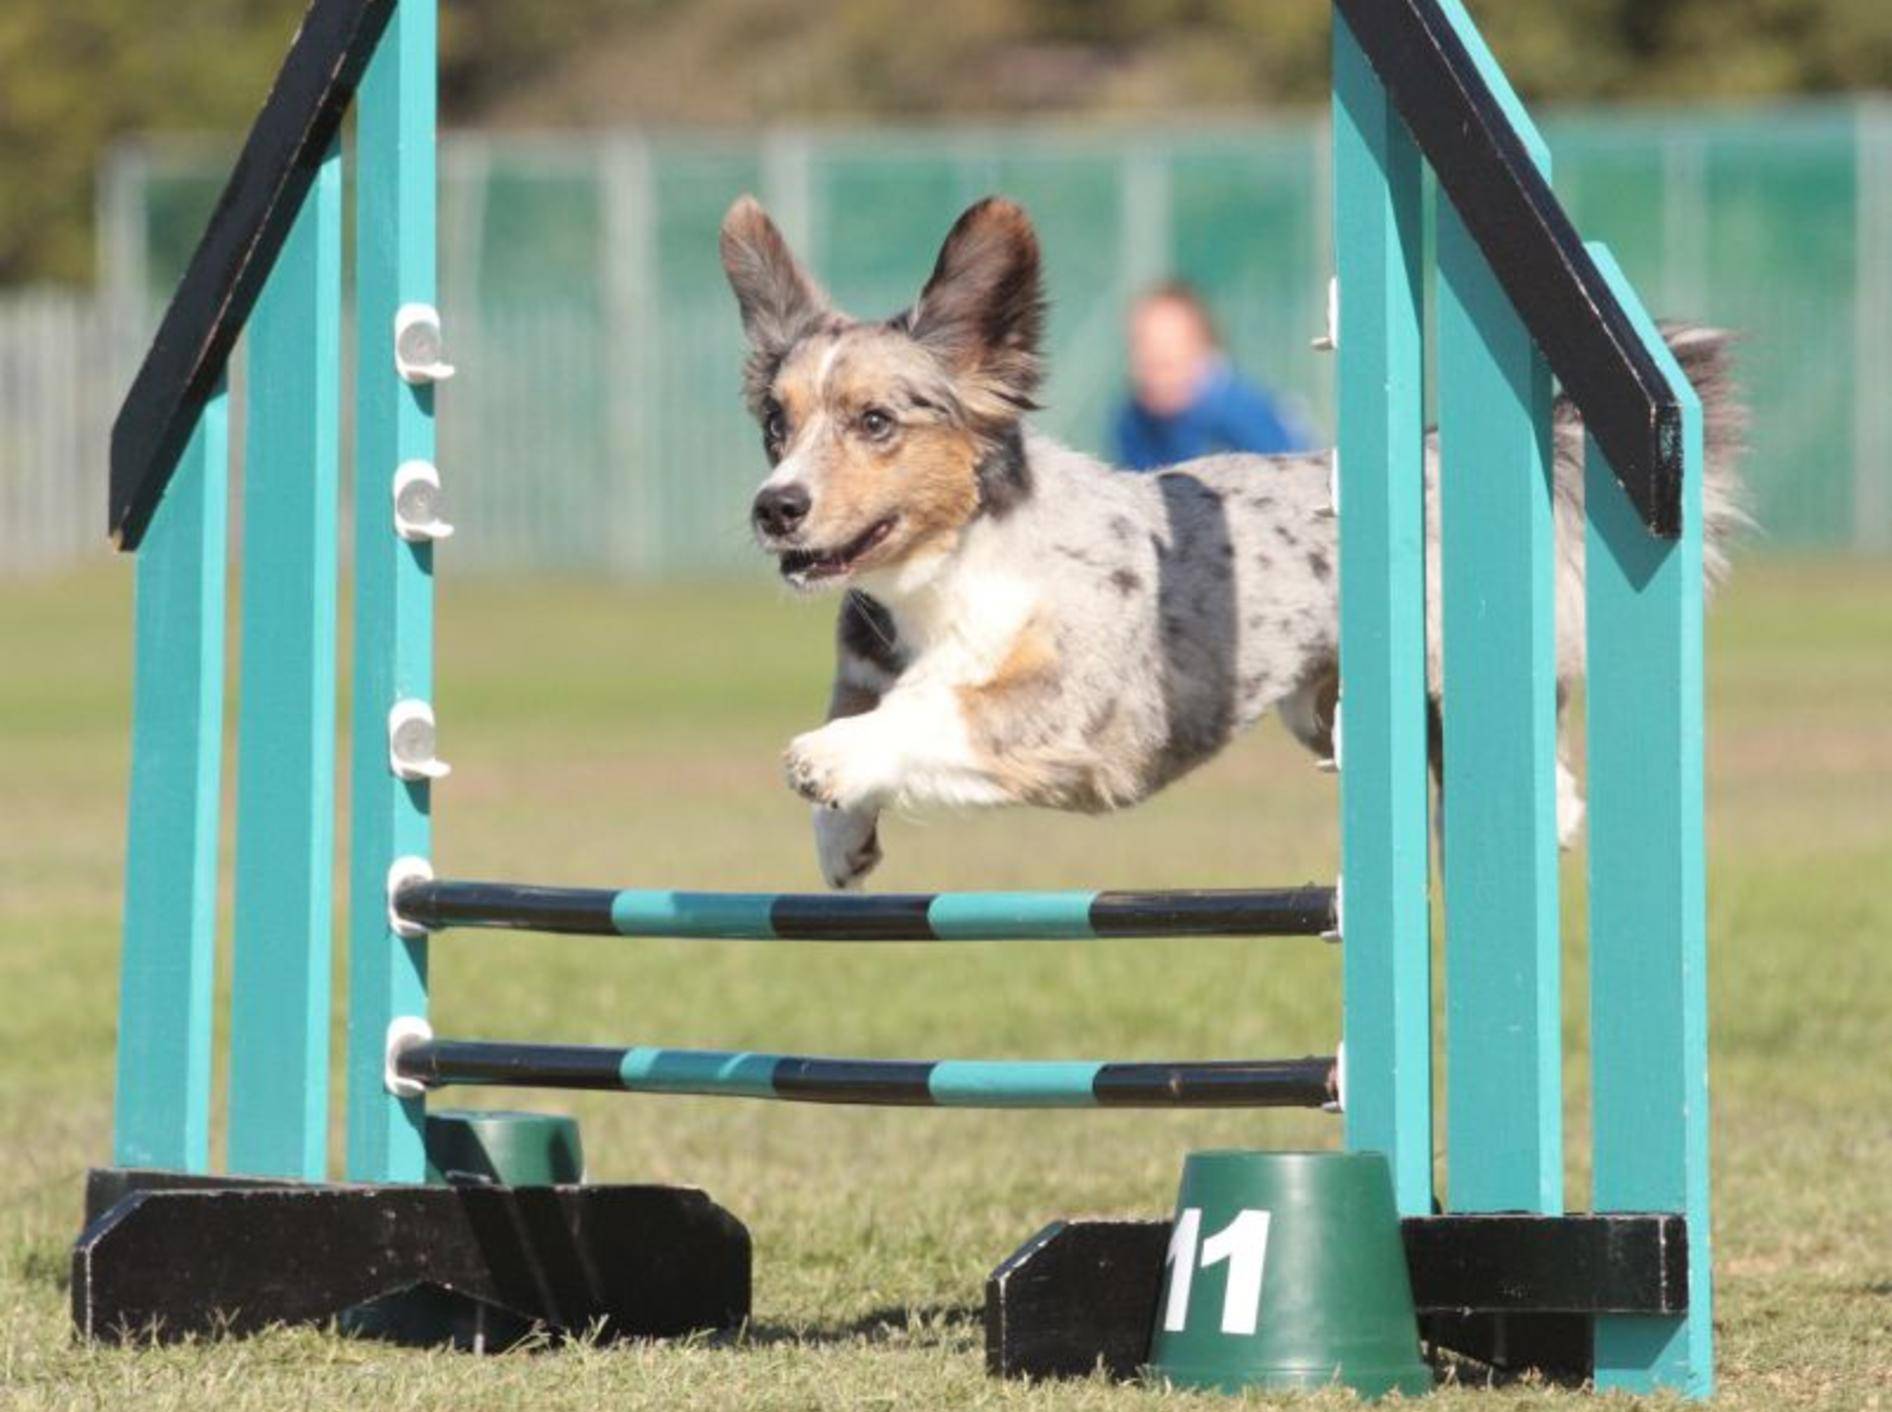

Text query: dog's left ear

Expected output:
[907,198,1045,419]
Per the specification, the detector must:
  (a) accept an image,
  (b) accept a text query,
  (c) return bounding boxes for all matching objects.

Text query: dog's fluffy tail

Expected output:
[1660,323,1752,587]
[1554,322,1751,587]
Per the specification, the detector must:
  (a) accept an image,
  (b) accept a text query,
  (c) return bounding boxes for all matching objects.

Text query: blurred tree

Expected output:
[0,0,309,283]
[0,0,629,284]
[1,0,1887,285]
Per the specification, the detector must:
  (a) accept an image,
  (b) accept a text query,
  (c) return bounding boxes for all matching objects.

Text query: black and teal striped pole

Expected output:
[388,1031,1338,1110]
[395,879,1338,942]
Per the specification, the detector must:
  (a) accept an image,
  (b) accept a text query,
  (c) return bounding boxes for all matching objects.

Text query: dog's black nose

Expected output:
[753,484,811,537]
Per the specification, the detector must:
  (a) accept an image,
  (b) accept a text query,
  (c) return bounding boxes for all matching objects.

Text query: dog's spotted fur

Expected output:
[720,195,1750,889]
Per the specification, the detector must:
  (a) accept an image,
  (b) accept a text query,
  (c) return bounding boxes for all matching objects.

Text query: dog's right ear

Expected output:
[720,196,829,364]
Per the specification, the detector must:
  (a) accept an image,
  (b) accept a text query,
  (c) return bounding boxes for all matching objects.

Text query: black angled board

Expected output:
[74,1176,750,1345]
[1334,0,1685,538]
[984,1213,1689,1382]
[108,0,394,551]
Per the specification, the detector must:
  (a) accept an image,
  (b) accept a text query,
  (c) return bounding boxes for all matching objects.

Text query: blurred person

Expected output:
[1112,281,1311,470]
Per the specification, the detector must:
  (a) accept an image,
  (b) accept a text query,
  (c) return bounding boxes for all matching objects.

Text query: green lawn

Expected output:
[1,558,1887,1409]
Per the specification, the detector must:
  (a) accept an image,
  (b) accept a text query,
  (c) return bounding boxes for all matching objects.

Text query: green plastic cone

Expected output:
[425,1109,584,1187]
[1146,1150,1432,1399]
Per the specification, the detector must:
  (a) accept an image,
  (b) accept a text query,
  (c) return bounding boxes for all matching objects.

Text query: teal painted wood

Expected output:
[927,1061,1102,1106]
[1436,156,1563,1212]
[227,140,342,1180]
[619,1047,779,1097]
[345,0,438,1184]
[607,889,1102,939]
[611,891,776,937]
[113,386,228,1171]
[1332,13,1433,1217]
[1583,243,1712,1397]
[615,1051,1105,1105]
[926,891,1097,939]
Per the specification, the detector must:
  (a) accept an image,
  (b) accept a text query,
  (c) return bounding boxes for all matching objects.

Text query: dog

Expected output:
[718,194,1747,889]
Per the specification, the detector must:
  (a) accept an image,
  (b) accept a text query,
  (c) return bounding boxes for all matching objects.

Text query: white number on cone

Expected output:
[1163,1207,1274,1335]
[1162,1207,1202,1332]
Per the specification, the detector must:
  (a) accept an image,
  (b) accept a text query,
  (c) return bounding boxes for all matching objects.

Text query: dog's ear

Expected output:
[906,197,1045,420]
[721,195,829,362]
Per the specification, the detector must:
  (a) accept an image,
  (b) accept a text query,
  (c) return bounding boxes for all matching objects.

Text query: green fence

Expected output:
[84,101,1892,571]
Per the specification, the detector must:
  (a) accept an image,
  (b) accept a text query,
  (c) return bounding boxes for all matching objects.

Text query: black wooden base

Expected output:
[984,1212,1687,1384]
[75,1168,750,1349]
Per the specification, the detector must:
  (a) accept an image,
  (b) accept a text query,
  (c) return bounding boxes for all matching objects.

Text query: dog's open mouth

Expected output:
[778,517,897,584]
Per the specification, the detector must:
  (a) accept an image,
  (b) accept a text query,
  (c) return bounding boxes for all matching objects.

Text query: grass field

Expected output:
[1,558,1888,1409]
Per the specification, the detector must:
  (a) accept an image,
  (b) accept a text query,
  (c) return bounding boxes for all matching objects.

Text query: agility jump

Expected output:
[80,0,1713,1396]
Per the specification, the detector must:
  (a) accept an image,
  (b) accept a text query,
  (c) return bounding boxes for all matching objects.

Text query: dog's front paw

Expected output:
[784,728,844,807]
[783,720,889,812]
[814,806,882,890]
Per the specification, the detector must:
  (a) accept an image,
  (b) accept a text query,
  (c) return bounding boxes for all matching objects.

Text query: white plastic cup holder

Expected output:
[1322,874,1343,944]
[384,1015,435,1099]
[388,698,451,782]
[1312,276,1339,352]
[394,302,455,384]
[392,460,454,543]
[387,855,434,941]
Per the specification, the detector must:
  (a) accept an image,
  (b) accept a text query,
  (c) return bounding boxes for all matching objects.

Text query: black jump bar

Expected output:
[393,879,1340,941]
[395,1038,1341,1110]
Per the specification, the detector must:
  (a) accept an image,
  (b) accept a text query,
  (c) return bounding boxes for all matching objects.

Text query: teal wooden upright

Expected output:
[1583,245,1713,1397]
[346,0,441,1184]
[113,388,228,1171]
[1331,13,1434,1218]
[1432,0,1564,1217]
[227,140,342,1180]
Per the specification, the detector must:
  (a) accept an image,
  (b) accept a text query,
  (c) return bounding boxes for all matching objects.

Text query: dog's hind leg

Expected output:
[812,665,886,889]
[1554,681,1585,849]
[1278,662,1339,765]
[814,803,881,891]
[809,594,902,890]
[1427,690,1585,857]
[1428,694,1446,864]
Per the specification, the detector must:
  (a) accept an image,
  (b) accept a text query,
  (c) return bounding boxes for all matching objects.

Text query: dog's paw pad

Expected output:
[786,721,890,814]
[783,745,835,805]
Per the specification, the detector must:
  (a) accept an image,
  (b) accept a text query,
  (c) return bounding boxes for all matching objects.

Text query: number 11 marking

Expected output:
[1163,1207,1274,1335]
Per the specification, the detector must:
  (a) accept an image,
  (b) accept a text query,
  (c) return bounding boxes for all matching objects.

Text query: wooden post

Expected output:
[1332,12,1433,1216]
[1433,1,1563,1217]
[228,139,342,1180]
[114,388,228,1171]
[346,0,439,1184]
[1583,244,1713,1397]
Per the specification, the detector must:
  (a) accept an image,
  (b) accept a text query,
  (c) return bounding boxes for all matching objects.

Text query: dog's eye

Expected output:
[859,407,894,440]
[763,404,788,445]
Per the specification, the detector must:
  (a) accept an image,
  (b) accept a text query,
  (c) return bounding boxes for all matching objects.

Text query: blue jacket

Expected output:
[1112,366,1310,470]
